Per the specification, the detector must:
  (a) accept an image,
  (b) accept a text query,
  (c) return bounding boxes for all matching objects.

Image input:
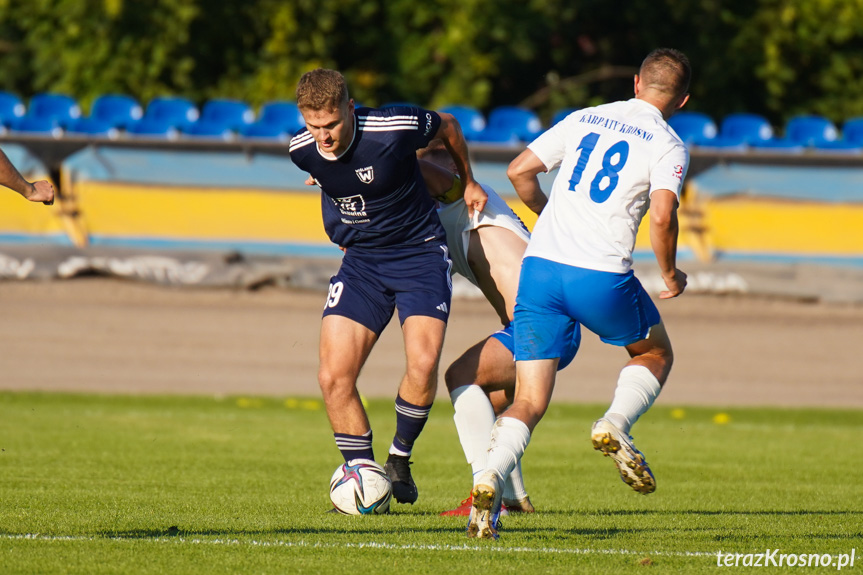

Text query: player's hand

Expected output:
[464,181,487,217]
[304,175,319,186]
[26,180,55,205]
[659,268,687,299]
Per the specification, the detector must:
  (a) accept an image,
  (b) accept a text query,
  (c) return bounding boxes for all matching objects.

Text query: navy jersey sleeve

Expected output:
[380,105,442,151]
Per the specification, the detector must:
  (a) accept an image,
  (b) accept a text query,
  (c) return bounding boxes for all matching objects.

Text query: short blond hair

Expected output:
[296,68,349,112]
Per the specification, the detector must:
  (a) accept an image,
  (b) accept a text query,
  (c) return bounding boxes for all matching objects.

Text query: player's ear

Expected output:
[675,93,690,111]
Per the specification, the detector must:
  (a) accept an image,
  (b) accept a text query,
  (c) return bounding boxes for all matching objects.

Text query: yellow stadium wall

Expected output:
[700,198,863,255]
[0,194,64,234]
[55,181,863,262]
[503,195,862,260]
[74,182,329,244]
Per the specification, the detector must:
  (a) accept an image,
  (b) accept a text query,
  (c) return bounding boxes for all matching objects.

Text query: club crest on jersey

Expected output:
[355,166,374,184]
[336,194,367,217]
[673,165,684,180]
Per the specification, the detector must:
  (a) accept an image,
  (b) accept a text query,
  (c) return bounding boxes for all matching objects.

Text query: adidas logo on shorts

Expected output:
[436,302,448,314]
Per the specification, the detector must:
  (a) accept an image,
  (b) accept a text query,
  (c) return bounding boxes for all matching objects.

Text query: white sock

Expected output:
[604,365,662,435]
[484,417,531,486]
[503,460,528,502]
[451,385,495,479]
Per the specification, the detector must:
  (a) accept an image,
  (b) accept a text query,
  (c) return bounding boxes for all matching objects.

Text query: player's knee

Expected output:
[406,351,440,381]
[444,356,473,392]
[318,368,354,397]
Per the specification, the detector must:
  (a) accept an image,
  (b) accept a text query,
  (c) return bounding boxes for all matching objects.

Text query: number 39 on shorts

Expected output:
[325,281,344,308]
[568,132,630,203]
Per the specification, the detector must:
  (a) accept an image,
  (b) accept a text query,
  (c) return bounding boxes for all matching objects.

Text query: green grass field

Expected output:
[1,392,860,574]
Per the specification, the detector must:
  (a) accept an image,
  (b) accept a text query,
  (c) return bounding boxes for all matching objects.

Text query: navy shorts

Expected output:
[323,242,453,336]
[514,257,661,362]
[491,322,580,370]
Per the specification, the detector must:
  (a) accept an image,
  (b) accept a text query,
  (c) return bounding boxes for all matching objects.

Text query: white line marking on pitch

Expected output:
[1,533,718,558]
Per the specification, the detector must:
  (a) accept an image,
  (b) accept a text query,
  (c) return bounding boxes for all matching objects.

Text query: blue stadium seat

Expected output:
[668,111,718,145]
[811,140,862,154]
[90,94,143,129]
[257,101,305,134]
[440,105,486,140]
[8,116,63,138]
[140,96,199,129]
[482,106,543,142]
[471,127,521,146]
[181,99,254,140]
[182,121,234,140]
[690,136,748,152]
[198,99,255,130]
[551,108,579,126]
[239,121,290,142]
[784,115,838,146]
[719,113,773,144]
[841,118,863,144]
[27,93,81,127]
[65,118,119,139]
[748,138,804,154]
[0,91,26,127]
[125,118,179,140]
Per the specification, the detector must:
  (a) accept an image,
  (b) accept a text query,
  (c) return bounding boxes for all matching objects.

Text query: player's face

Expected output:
[302,100,355,156]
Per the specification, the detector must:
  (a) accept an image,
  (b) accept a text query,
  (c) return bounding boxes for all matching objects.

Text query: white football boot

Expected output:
[467,470,503,540]
[591,418,656,494]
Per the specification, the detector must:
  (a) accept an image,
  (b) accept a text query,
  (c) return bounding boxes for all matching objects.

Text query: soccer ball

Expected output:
[329,459,392,515]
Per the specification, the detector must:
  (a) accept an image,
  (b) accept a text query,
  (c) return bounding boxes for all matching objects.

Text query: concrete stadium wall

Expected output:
[1,140,861,267]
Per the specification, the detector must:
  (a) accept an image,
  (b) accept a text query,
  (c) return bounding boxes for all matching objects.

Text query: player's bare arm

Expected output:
[0,150,55,205]
[433,112,487,216]
[649,188,687,299]
[507,149,548,215]
[418,159,462,203]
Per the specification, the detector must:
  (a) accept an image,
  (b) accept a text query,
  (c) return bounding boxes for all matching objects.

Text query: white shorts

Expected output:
[437,184,531,286]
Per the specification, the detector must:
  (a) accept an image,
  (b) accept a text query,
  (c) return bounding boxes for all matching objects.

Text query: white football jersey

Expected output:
[525,98,689,273]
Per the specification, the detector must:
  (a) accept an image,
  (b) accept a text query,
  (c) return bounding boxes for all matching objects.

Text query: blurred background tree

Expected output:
[0,0,860,126]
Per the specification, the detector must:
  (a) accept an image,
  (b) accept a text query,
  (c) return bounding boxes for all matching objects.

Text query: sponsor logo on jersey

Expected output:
[355,166,374,183]
[336,194,368,217]
[424,113,433,136]
[673,165,684,180]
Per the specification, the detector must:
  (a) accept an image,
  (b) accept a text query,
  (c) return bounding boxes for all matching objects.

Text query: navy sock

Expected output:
[334,430,374,462]
[389,395,433,456]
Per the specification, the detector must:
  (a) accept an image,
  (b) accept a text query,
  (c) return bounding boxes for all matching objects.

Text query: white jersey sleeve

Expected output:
[525,98,689,273]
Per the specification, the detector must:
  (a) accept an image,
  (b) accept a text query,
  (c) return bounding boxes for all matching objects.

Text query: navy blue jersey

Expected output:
[289,106,445,249]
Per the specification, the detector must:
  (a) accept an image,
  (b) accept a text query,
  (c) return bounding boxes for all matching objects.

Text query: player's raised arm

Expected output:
[0,150,54,205]
[433,112,486,216]
[507,148,548,215]
[649,188,687,299]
